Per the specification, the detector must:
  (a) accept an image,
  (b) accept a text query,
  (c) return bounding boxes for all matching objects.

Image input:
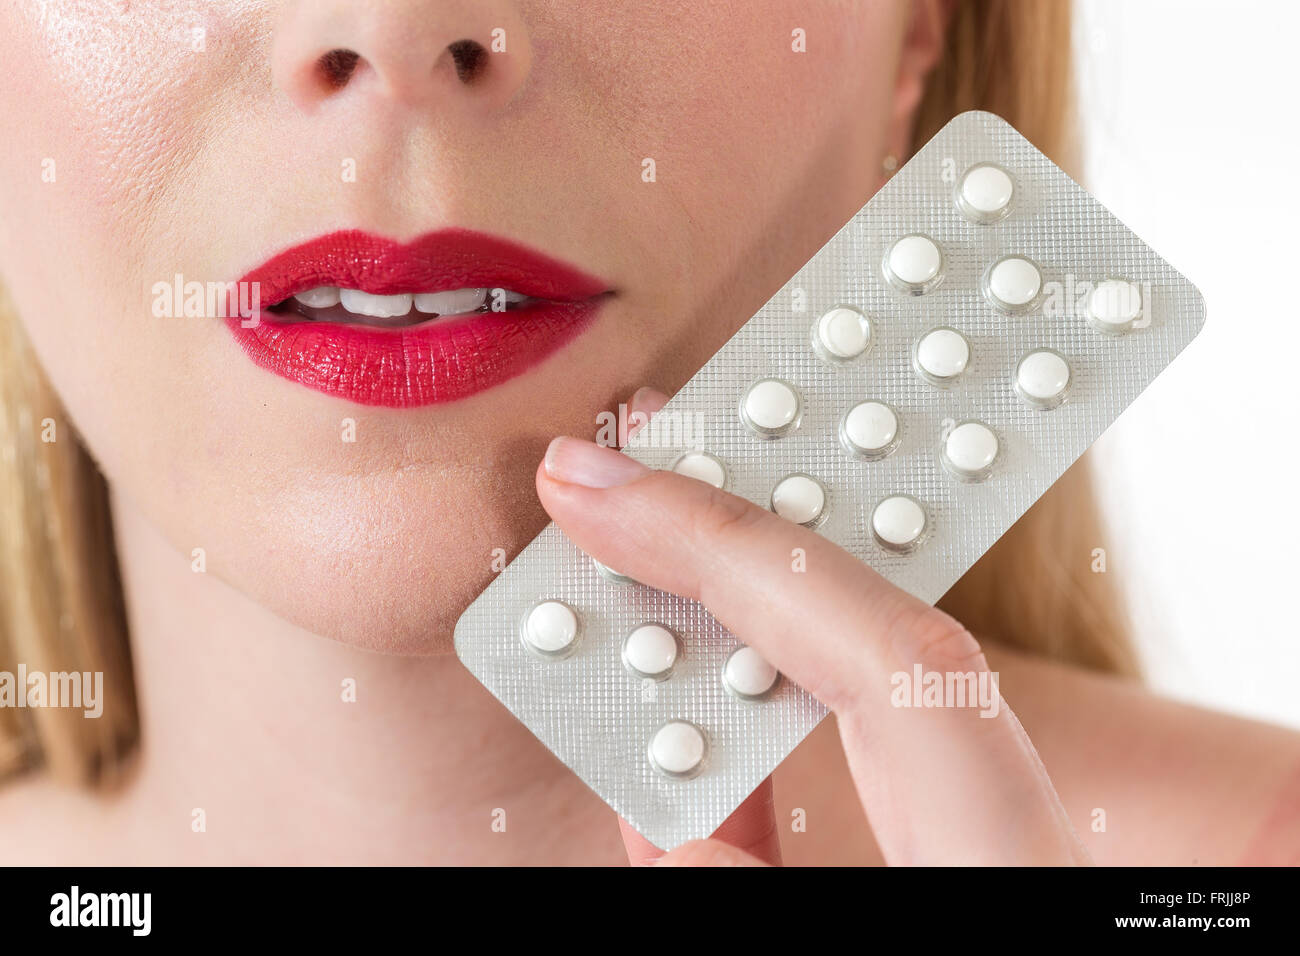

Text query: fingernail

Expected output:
[629,386,670,416]
[544,436,651,488]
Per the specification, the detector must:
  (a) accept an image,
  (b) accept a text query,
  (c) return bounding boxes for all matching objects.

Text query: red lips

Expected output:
[226,230,610,407]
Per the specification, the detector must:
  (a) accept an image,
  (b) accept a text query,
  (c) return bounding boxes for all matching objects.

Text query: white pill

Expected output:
[622,624,679,680]
[872,495,927,551]
[741,378,801,436]
[522,600,579,655]
[672,450,727,489]
[985,256,1042,310]
[723,646,780,699]
[648,720,707,778]
[943,421,999,481]
[770,473,827,527]
[1015,349,1071,408]
[915,327,971,383]
[957,164,1014,220]
[840,401,900,459]
[1087,278,1143,331]
[814,306,872,360]
[884,234,943,293]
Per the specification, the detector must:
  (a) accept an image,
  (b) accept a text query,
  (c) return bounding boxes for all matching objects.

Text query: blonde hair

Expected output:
[0,283,137,785]
[0,0,1131,788]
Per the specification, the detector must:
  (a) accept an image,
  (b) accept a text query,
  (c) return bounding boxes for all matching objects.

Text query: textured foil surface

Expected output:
[455,112,1206,849]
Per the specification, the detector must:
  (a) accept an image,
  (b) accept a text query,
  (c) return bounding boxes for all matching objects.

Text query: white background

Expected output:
[1074,0,1299,727]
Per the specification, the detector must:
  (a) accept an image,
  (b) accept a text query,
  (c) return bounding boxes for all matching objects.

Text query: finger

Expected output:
[619,777,782,866]
[654,839,771,867]
[537,437,928,710]
[536,438,1088,865]
[624,386,669,443]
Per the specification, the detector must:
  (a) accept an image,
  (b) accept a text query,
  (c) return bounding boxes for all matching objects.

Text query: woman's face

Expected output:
[0,0,912,651]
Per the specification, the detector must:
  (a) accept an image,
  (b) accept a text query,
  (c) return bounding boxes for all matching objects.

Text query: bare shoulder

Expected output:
[774,644,1300,865]
[985,643,1300,865]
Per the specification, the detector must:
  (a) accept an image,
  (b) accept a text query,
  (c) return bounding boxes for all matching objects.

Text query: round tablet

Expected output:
[740,378,801,438]
[672,450,727,488]
[1015,349,1071,409]
[813,306,872,361]
[942,421,999,481]
[984,256,1042,312]
[622,623,679,680]
[914,327,971,384]
[722,646,780,700]
[1087,278,1143,333]
[648,720,708,778]
[521,600,580,657]
[840,401,900,460]
[956,163,1014,222]
[770,473,827,528]
[871,495,927,552]
[883,234,944,294]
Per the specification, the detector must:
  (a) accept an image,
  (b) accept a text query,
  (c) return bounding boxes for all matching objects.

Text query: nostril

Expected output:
[447,39,487,84]
[317,48,361,90]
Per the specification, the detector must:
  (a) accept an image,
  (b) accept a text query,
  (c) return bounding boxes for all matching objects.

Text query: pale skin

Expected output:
[1,1,1297,864]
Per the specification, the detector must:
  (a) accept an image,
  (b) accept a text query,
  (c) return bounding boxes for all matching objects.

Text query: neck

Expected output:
[109,491,622,864]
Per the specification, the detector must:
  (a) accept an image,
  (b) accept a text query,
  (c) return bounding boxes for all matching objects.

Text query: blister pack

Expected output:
[454,111,1206,849]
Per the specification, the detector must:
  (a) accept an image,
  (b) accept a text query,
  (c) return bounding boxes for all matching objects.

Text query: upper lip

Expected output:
[237,228,611,311]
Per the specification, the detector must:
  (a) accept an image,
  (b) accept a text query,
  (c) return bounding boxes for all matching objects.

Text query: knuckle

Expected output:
[691,485,769,543]
[896,608,989,673]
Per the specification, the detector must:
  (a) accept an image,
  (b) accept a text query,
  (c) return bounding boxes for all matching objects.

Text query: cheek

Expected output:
[0,1,267,487]
[557,0,905,379]
[0,2,261,338]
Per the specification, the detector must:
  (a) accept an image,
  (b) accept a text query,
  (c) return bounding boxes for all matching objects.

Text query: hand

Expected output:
[536,388,1090,866]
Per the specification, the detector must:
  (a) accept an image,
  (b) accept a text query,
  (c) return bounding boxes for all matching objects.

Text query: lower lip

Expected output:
[225,300,602,408]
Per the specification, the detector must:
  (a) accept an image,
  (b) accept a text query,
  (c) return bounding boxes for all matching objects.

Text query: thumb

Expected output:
[619,777,783,866]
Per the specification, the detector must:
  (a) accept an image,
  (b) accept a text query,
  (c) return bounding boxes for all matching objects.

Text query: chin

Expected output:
[145,446,548,654]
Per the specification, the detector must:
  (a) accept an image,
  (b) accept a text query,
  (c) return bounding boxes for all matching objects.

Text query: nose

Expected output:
[272,0,532,115]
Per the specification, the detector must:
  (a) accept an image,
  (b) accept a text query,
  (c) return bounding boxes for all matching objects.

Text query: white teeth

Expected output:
[413,287,488,315]
[294,286,341,308]
[291,286,524,322]
[339,289,414,318]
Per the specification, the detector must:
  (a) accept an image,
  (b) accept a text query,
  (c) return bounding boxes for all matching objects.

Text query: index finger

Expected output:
[620,778,782,866]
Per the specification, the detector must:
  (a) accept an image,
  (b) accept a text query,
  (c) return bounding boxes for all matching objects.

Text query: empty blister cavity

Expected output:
[622,623,681,681]
[1015,349,1072,409]
[520,599,581,659]
[812,306,873,363]
[740,378,802,439]
[672,450,727,488]
[982,255,1043,313]
[722,646,781,701]
[648,720,708,779]
[941,420,1000,482]
[770,473,828,529]
[913,327,972,386]
[955,162,1015,223]
[839,400,901,460]
[871,495,928,553]
[883,234,944,295]
[1086,278,1144,334]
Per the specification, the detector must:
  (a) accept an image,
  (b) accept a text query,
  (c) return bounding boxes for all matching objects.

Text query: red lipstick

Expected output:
[226,230,610,407]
